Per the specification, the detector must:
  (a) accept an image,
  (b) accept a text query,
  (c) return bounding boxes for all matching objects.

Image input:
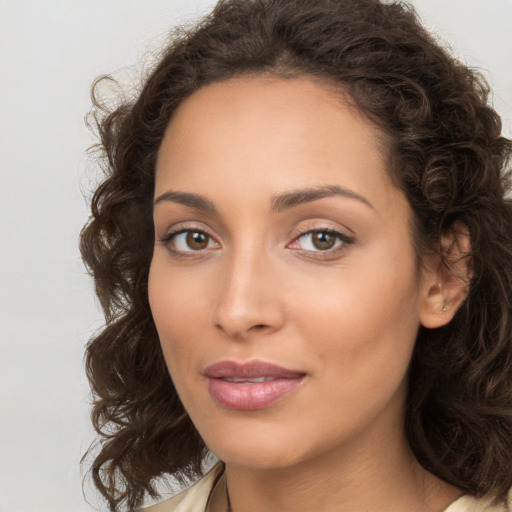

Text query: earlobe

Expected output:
[419,222,473,329]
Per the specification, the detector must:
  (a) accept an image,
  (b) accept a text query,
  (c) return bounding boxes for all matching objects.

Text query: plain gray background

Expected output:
[0,1,511,511]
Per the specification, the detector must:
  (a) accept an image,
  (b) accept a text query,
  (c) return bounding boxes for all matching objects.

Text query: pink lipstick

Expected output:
[204,361,306,411]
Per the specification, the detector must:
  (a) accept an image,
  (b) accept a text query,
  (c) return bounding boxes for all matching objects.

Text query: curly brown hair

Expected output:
[80,0,512,510]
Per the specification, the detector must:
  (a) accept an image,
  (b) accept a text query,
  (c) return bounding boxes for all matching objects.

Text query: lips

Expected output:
[203,361,306,411]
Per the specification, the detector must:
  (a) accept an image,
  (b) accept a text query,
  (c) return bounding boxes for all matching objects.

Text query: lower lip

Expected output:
[208,377,304,411]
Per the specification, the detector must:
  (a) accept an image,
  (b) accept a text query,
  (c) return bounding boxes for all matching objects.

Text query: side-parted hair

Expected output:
[80,0,512,510]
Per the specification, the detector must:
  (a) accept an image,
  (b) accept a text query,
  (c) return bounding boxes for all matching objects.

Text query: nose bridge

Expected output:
[212,238,284,339]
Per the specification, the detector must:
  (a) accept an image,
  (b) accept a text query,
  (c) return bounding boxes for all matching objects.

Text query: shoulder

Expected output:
[443,492,512,512]
[141,463,225,512]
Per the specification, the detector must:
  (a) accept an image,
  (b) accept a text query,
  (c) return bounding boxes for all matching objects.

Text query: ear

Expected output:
[419,221,473,329]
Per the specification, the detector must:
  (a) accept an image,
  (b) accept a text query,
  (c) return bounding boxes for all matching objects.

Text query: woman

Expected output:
[80,0,512,510]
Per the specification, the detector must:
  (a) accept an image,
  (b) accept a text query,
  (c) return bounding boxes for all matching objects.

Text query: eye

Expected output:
[161,229,219,253]
[300,231,340,251]
[289,229,353,254]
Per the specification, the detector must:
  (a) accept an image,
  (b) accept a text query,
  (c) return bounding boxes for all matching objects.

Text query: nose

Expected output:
[211,249,286,340]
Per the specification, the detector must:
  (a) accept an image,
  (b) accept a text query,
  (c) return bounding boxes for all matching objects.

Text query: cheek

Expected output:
[148,259,208,377]
[293,248,421,390]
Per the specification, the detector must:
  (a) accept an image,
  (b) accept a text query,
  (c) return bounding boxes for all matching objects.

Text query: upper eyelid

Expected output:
[166,225,211,236]
[291,217,355,235]
[160,222,217,239]
[294,226,350,237]
[291,222,354,242]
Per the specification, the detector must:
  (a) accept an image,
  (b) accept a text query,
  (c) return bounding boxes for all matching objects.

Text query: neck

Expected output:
[224,419,462,512]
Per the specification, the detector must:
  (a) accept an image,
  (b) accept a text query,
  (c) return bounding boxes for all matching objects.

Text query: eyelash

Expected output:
[159,226,216,257]
[159,226,354,259]
[290,227,354,259]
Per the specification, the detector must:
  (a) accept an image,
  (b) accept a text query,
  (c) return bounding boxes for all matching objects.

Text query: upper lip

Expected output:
[203,360,306,379]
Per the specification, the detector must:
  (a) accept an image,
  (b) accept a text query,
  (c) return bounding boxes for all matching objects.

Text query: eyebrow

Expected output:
[271,185,374,212]
[153,184,374,212]
[153,190,216,211]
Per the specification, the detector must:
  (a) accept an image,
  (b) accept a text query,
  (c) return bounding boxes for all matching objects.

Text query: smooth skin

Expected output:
[148,76,470,512]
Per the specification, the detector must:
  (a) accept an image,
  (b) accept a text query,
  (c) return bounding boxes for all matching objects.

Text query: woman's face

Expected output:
[149,76,434,470]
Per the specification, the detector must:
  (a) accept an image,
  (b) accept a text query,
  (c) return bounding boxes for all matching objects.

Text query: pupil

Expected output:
[313,232,335,250]
[186,232,208,250]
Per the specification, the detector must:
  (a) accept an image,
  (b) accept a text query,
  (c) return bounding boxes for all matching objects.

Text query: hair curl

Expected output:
[80,0,512,509]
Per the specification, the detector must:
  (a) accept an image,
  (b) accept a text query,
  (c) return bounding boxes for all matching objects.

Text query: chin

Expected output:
[198,418,314,471]
[214,445,306,471]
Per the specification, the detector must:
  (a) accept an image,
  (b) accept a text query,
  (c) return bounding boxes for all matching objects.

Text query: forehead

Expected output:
[155,75,398,214]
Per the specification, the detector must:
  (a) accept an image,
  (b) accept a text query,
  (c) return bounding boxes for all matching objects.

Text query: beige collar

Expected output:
[144,462,510,512]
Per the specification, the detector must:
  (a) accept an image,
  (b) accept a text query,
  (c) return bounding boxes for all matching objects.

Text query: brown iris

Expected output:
[186,231,209,250]
[312,231,337,250]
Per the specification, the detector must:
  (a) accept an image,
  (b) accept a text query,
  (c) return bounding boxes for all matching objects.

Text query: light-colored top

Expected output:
[143,464,227,512]
[142,463,511,512]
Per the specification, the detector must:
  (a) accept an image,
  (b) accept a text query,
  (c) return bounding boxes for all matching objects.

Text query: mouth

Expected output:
[219,376,279,383]
[203,361,306,411]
